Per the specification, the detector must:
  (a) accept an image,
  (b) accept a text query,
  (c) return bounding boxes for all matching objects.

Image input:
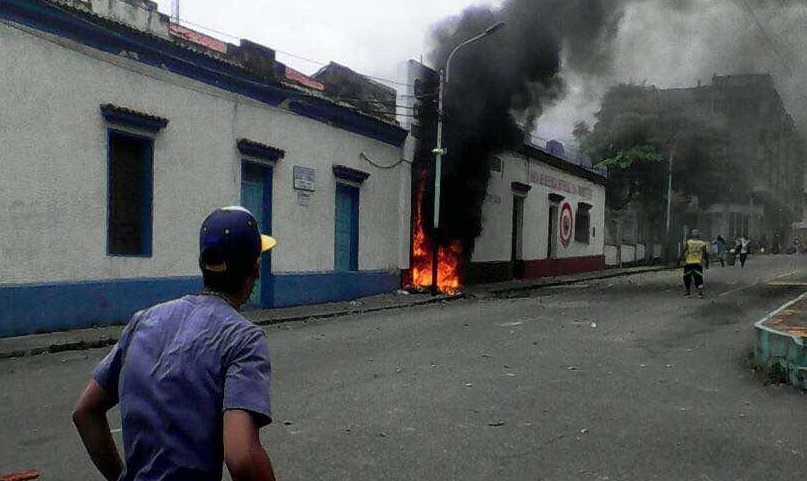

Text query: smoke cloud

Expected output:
[542,0,807,140]
[424,0,807,265]
[424,0,628,263]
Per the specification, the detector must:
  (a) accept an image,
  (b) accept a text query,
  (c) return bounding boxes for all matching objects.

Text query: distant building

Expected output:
[657,74,805,247]
[596,74,806,254]
[313,62,397,123]
[0,0,410,337]
[397,60,607,284]
[468,144,607,282]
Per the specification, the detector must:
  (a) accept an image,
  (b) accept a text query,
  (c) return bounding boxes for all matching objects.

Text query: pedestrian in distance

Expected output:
[680,229,709,298]
[712,234,726,267]
[736,235,750,268]
[73,206,279,481]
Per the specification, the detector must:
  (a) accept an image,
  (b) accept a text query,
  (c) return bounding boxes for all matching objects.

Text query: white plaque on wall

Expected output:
[296,191,311,206]
[293,165,316,191]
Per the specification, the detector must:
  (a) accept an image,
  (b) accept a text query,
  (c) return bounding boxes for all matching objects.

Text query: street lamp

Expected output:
[665,139,678,264]
[431,21,506,294]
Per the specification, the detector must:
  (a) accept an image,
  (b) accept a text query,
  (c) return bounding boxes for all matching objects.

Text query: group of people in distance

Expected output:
[679,230,751,298]
[709,233,750,268]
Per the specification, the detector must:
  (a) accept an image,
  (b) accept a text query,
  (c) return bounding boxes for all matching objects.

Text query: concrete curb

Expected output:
[0,296,464,360]
[0,338,118,360]
[250,293,461,326]
[753,292,807,390]
[469,265,673,296]
[0,265,668,360]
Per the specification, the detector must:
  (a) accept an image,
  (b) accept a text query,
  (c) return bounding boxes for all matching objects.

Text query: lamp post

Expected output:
[431,21,506,294]
[665,140,677,264]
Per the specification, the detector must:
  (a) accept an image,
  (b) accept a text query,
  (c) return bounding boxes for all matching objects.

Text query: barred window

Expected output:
[574,203,592,243]
[107,131,153,256]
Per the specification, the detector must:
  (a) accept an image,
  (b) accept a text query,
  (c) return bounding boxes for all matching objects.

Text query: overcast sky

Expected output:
[153,0,595,142]
[153,0,499,83]
[151,0,807,145]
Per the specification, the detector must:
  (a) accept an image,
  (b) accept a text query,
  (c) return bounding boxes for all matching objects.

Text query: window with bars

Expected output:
[107,131,153,256]
[574,203,592,243]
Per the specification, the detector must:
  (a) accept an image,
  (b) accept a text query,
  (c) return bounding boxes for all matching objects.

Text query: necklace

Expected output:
[200,289,237,309]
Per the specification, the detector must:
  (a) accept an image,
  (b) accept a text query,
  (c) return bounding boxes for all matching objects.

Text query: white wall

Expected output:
[234,103,406,274]
[0,21,406,285]
[472,151,606,263]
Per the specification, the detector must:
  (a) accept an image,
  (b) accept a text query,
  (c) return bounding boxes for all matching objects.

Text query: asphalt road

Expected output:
[2,255,807,480]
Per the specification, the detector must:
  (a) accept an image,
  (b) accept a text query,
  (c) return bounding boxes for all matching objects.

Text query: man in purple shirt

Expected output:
[73,206,278,481]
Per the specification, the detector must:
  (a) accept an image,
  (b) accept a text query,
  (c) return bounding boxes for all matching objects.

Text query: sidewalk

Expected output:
[0,265,670,359]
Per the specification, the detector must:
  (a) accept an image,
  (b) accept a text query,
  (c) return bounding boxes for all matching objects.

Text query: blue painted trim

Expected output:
[0,271,400,337]
[237,139,285,162]
[1,0,407,147]
[0,277,201,338]
[333,164,370,184]
[106,130,154,257]
[260,165,274,308]
[101,104,168,133]
[273,270,400,308]
[334,184,360,272]
[350,188,360,271]
[143,137,154,256]
[289,99,408,147]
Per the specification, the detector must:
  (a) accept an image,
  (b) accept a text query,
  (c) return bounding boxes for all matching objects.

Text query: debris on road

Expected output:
[1,471,40,481]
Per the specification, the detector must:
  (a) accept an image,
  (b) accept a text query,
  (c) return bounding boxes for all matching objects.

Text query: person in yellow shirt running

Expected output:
[679,229,710,298]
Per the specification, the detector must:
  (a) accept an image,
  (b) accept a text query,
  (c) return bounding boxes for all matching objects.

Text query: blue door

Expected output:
[241,162,273,307]
[334,184,359,271]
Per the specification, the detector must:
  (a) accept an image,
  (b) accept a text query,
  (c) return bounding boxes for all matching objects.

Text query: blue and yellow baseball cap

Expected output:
[199,206,276,273]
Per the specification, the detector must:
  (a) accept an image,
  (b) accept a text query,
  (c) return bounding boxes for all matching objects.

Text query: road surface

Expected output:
[2,255,806,480]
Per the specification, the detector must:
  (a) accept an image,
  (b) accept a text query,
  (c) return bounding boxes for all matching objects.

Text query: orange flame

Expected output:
[407,169,463,292]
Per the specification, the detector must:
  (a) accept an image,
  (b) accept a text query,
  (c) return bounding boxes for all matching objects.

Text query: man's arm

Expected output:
[702,245,709,268]
[72,380,123,481]
[223,409,277,481]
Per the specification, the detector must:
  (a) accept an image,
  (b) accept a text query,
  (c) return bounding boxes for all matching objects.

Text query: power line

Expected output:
[360,152,412,169]
[735,0,794,77]
[67,0,420,89]
[165,17,416,88]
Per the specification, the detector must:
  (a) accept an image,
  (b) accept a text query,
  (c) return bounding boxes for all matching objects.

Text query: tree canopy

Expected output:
[576,83,743,219]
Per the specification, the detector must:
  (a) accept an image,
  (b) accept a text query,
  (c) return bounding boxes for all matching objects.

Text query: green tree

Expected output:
[574,84,669,216]
[576,83,738,243]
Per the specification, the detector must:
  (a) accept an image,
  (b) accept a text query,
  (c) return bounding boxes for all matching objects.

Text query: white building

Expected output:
[0,0,410,337]
[469,145,607,282]
[396,59,607,285]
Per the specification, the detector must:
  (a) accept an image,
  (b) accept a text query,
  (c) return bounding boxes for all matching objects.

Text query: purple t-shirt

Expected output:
[93,294,272,481]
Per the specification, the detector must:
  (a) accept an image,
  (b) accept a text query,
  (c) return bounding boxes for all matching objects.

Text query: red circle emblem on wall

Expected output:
[559,201,573,248]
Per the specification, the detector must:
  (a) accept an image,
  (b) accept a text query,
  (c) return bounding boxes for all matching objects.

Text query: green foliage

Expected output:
[765,360,790,385]
[594,144,664,169]
[574,88,670,214]
[575,82,740,219]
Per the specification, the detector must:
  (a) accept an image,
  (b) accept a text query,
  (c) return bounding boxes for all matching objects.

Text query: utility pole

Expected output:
[430,21,505,295]
[665,141,677,264]
[171,0,180,22]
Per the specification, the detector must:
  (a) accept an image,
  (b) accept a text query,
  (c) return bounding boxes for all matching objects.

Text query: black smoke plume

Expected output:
[425,0,627,268]
[424,0,807,271]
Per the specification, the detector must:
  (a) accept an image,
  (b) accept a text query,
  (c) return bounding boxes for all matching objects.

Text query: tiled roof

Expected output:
[4,0,407,146]
[100,104,169,132]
